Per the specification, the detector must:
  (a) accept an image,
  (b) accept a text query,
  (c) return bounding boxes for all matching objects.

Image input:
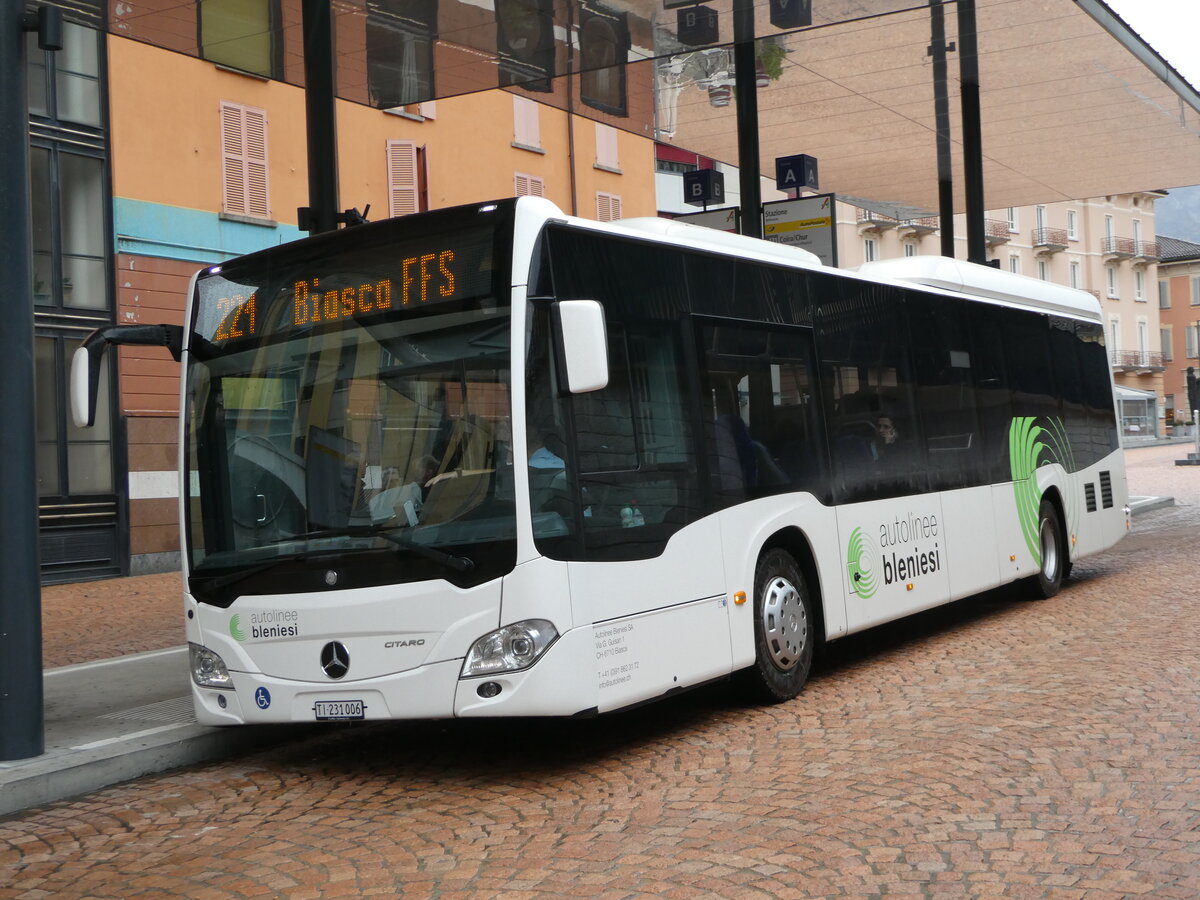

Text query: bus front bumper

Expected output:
[192,625,597,725]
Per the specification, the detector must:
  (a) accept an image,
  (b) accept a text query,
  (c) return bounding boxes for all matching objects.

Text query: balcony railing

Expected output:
[898,216,939,235]
[1102,235,1136,258]
[1134,239,1160,261]
[983,218,1011,244]
[1111,350,1164,370]
[856,207,898,231]
[1032,226,1069,253]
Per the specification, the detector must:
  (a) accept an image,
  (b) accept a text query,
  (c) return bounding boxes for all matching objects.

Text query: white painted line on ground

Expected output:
[45,646,187,677]
[70,722,190,751]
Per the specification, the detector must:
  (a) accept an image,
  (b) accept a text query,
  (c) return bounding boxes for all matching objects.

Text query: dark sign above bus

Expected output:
[193,201,515,348]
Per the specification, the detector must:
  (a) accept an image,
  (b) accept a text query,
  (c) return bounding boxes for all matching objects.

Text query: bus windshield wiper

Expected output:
[278,525,475,573]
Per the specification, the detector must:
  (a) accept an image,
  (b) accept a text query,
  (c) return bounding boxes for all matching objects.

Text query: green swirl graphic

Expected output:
[230,614,247,642]
[847,526,878,599]
[1009,416,1074,567]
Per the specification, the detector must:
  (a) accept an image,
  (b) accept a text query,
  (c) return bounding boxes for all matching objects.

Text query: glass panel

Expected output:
[61,255,108,310]
[201,0,274,78]
[68,442,113,493]
[35,337,60,496]
[25,33,47,116]
[59,153,104,258]
[29,147,54,303]
[56,72,101,127]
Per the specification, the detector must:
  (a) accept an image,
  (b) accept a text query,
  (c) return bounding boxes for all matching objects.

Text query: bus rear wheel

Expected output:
[1032,499,1065,599]
[744,548,814,703]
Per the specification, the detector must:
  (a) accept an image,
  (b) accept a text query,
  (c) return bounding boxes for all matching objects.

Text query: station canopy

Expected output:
[76,0,1200,215]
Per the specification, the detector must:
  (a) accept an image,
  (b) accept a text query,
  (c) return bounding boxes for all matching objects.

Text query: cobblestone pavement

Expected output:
[42,571,182,668]
[8,445,1200,898]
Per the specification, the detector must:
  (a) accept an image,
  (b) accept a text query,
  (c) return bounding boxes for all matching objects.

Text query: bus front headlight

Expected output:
[189,642,234,689]
[462,620,558,677]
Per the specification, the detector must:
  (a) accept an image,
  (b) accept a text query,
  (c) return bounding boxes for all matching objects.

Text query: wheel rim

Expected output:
[761,575,808,672]
[1039,515,1059,582]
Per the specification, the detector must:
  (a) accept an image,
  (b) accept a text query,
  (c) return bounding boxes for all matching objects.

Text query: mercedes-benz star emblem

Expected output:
[320,641,350,679]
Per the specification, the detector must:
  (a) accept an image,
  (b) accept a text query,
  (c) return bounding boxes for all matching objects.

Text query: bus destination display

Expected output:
[196,225,497,347]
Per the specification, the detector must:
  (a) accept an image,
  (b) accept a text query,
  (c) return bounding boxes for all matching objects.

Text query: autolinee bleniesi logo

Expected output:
[1009,416,1074,567]
[849,513,943,596]
[230,610,301,642]
[847,527,879,599]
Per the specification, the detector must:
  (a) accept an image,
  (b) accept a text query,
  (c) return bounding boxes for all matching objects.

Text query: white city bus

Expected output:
[72,197,1128,724]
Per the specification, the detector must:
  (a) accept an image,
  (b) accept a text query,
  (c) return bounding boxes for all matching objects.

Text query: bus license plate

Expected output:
[313,699,365,721]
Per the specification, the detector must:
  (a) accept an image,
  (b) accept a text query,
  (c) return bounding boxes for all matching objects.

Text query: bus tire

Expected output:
[744,548,814,703]
[1032,498,1065,599]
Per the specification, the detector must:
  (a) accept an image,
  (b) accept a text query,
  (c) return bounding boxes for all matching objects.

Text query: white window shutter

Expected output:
[418,101,437,119]
[220,101,269,218]
[514,173,544,197]
[387,140,419,217]
[220,101,246,215]
[513,95,540,147]
[595,123,618,169]
[243,107,269,219]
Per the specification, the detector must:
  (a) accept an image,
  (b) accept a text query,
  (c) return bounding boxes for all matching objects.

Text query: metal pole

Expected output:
[958,0,987,264]
[733,0,762,238]
[301,0,339,234]
[928,0,956,258]
[0,0,45,761]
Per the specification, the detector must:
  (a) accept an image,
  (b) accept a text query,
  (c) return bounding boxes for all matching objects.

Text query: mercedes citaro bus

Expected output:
[71,197,1129,725]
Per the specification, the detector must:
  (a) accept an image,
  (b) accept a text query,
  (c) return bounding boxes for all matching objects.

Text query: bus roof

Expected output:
[514,197,1103,322]
[854,256,1103,321]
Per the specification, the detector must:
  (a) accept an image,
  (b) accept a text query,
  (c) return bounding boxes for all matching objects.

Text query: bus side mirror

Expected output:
[69,324,184,428]
[555,300,609,394]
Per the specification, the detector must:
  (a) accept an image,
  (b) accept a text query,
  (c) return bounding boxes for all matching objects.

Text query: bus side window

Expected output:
[907,292,984,491]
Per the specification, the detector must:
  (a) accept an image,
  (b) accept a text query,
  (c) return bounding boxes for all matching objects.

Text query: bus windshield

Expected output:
[182,205,517,604]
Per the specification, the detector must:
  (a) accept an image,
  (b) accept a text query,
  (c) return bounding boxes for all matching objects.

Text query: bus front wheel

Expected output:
[1032,499,1065,599]
[744,548,814,703]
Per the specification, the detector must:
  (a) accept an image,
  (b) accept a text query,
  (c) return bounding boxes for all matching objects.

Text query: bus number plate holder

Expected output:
[313,699,365,721]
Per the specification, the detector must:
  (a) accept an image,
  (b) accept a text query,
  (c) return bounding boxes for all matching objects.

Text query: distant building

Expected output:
[1156,235,1200,426]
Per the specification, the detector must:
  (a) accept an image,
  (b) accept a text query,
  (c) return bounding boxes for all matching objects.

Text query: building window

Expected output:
[514,172,545,196]
[1160,280,1171,308]
[1006,207,1018,232]
[596,191,622,221]
[1067,209,1078,240]
[903,242,917,258]
[496,0,554,91]
[1135,269,1145,302]
[1192,276,1200,306]
[1069,260,1081,289]
[1037,259,1049,281]
[1161,326,1173,361]
[386,140,426,217]
[863,237,877,262]
[1035,205,1047,230]
[1008,255,1020,274]
[1187,324,1197,359]
[1104,214,1114,240]
[513,95,541,150]
[1109,316,1121,356]
[220,101,270,220]
[580,3,629,115]
[367,0,436,108]
[27,22,102,128]
[595,123,619,170]
[30,147,109,312]
[1107,265,1118,298]
[200,0,279,79]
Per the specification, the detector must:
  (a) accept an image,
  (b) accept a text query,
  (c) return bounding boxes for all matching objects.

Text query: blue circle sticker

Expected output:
[254,686,271,710]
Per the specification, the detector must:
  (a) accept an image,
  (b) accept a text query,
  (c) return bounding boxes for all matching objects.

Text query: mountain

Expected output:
[1157,185,1200,242]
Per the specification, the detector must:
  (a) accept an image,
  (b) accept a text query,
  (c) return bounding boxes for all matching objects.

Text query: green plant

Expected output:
[755,41,788,81]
